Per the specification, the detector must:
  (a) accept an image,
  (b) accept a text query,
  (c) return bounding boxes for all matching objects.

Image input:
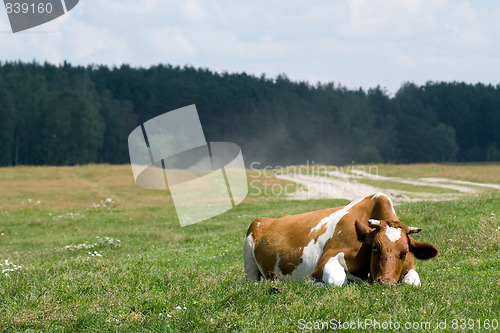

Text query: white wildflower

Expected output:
[58,236,121,252]
[1,259,23,275]
[90,198,116,209]
[52,212,84,221]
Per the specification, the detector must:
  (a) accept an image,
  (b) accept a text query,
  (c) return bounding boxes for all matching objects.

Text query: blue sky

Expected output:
[1,0,500,94]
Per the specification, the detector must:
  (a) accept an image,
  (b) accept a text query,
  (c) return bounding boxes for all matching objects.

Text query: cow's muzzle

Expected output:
[375,277,397,286]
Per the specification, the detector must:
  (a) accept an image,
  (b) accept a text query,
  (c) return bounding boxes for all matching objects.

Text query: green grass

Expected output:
[0,164,499,332]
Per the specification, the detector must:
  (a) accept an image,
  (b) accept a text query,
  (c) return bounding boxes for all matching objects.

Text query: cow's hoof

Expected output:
[313,280,326,287]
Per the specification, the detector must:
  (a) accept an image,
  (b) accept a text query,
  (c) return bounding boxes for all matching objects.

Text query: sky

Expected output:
[1,0,500,94]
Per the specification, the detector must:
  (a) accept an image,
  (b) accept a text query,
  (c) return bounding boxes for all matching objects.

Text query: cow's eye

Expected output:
[372,245,380,252]
[399,252,407,259]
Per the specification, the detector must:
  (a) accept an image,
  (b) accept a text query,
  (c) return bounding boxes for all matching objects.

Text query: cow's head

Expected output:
[355,219,438,285]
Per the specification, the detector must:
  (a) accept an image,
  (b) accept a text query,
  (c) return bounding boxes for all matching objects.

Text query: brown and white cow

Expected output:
[243,193,438,286]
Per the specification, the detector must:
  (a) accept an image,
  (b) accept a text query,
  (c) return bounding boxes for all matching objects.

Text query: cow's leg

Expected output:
[243,234,261,282]
[321,252,348,287]
[401,269,421,287]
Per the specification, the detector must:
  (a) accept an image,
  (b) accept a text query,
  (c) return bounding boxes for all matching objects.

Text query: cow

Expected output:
[243,193,438,286]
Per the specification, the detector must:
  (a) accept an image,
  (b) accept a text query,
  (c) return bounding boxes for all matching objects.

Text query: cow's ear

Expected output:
[355,220,374,243]
[408,236,438,260]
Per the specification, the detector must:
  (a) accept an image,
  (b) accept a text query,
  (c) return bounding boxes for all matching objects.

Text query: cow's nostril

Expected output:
[376,277,397,286]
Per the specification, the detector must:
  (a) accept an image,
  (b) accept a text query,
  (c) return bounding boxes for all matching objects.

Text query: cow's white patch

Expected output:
[402,269,421,287]
[286,195,367,281]
[368,219,381,225]
[337,230,342,234]
[322,252,348,286]
[385,226,402,242]
[243,234,263,281]
[309,196,366,234]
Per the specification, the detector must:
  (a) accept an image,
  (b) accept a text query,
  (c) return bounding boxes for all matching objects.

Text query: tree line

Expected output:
[0,61,499,167]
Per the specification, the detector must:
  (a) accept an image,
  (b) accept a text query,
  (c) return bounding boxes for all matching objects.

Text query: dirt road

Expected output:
[276,169,500,202]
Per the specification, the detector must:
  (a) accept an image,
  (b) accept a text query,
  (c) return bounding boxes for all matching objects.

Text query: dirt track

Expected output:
[276,170,500,202]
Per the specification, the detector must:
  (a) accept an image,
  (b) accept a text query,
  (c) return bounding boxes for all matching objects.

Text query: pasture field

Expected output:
[0,164,499,332]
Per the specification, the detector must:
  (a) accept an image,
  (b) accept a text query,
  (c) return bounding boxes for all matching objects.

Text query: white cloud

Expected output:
[64,20,131,65]
[96,0,164,16]
[180,0,209,22]
[143,26,196,61]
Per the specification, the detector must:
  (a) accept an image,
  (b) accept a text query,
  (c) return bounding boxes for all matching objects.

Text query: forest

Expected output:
[0,61,499,167]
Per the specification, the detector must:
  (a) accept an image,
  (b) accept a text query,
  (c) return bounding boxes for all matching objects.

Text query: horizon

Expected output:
[3,59,499,97]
